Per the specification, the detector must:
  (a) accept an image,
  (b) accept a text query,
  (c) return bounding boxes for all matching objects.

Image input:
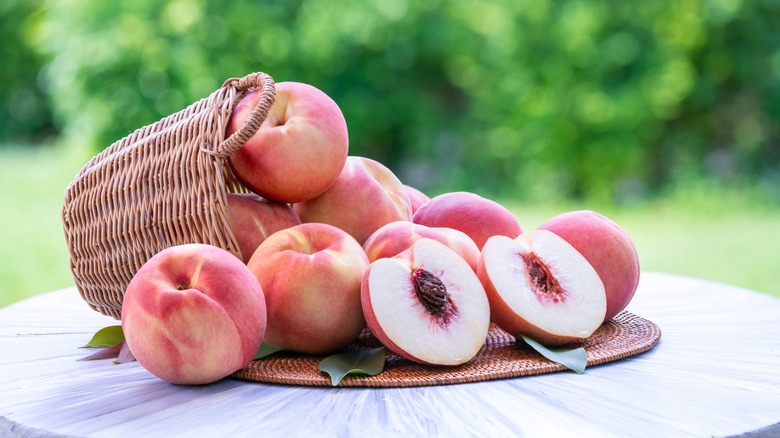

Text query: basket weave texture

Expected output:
[61,72,275,319]
[234,311,661,387]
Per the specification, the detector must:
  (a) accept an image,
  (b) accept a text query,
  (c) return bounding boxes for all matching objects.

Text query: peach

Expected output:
[404,184,430,214]
[121,244,267,385]
[293,156,412,245]
[226,192,301,263]
[537,210,640,322]
[227,82,349,203]
[362,238,490,366]
[479,231,606,346]
[363,221,480,272]
[412,191,522,250]
[246,223,370,354]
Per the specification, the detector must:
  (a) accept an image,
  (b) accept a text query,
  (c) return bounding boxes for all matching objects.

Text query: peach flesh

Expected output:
[478,231,606,346]
[362,238,490,366]
[537,210,640,322]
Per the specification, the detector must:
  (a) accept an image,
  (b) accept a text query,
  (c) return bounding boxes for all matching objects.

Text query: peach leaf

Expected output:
[318,347,386,386]
[81,325,124,348]
[520,335,587,374]
[253,342,285,360]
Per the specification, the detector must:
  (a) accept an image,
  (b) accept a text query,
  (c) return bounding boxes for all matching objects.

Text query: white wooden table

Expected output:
[1,272,779,437]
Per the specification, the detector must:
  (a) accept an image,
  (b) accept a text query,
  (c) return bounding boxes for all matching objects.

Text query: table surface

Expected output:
[1,272,779,438]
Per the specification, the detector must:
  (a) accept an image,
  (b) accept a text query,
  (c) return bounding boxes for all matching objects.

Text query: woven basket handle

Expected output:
[210,72,276,158]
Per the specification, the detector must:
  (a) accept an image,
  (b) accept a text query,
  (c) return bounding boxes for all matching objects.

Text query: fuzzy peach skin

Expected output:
[227,82,349,203]
[412,191,522,250]
[121,244,267,385]
[293,156,412,245]
[246,223,370,354]
[226,192,301,263]
[363,221,480,272]
[537,210,640,322]
[404,184,430,214]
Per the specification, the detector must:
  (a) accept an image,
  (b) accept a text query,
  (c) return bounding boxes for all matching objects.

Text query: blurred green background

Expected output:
[1,0,778,308]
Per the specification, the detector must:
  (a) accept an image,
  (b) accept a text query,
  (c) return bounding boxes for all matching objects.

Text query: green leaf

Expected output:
[318,347,386,386]
[253,342,285,360]
[520,335,588,374]
[82,325,125,348]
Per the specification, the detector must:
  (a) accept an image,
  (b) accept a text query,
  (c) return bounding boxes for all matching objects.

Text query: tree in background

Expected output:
[7,0,780,203]
[0,0,54,145]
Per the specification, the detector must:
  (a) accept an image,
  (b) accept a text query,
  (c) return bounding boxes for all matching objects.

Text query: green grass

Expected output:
[1,144,778,309]
[615,206,779,298]
[0,144,91,307]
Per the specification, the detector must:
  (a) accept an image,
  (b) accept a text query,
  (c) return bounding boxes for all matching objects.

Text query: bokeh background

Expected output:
[2,0,778,307]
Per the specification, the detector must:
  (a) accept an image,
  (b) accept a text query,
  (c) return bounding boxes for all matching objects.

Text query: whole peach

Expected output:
[228,82,349,203]
[404,184,431,214]
[226,192,301,263]
[363,221,480,272]
[247,223,370,354]
[293,156,412,245]
[537,210,640,322]
[122,244,267,385]
[412,191,522,250]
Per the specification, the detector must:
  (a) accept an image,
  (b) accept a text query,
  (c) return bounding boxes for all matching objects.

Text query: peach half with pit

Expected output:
[121,244,267,385]
[478,230,607,347]
[537,210,640,322]
[362,238,490,366]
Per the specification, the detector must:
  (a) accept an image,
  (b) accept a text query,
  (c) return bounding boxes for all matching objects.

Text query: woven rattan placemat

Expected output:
[233,311,661,387]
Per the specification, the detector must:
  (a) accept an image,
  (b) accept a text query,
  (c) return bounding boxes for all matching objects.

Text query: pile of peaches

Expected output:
[120,82,640,385]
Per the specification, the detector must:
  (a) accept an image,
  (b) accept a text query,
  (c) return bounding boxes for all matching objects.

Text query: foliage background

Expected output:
[6,0,780,202]
[1,0,779,304]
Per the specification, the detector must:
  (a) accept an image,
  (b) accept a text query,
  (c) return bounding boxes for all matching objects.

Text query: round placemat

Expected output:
[233,311,661,387]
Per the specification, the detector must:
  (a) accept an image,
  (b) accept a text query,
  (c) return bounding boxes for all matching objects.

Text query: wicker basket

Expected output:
[61,72,276,319]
